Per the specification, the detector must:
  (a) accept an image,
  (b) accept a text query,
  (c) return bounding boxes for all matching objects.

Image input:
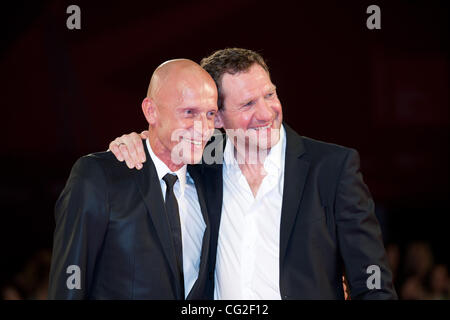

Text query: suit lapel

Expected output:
[185,164,211,299]
[203,163,223,242]
[280,124,310,264]
[201,132,225,255]
[185,132,225,298]
[133,139,183,299]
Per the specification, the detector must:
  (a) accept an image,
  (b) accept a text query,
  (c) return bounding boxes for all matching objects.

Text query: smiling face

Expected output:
[216,63,283,152]
[143,60,218,170]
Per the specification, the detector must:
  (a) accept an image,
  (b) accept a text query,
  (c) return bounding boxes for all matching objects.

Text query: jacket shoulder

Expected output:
[68,150,133,189]
[295,136,360,186]
[73,150,127,172]
[284,123,356,160]
[79,150,121,165]
[300,136,355,159]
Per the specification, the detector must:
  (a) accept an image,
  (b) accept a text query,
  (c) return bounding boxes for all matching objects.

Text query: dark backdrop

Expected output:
[1,0,448,286]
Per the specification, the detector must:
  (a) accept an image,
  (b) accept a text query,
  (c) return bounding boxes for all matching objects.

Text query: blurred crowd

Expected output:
[1,241,448,300]
[387,241,450,300]
[1,249,50,300]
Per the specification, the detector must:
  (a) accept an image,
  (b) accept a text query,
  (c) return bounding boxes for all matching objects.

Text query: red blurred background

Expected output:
[1,0,448,299]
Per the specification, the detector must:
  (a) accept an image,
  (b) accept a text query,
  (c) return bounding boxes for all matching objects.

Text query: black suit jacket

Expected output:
[201,123,397,299]
[48,143,212,299]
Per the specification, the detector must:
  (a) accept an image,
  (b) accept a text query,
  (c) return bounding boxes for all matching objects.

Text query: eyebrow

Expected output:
[238,85,277,105]
[262,84,277,94]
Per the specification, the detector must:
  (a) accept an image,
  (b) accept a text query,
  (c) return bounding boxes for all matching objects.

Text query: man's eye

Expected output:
[243,101,255,108]
[184,109,193,115]
[265,92,274,99]
[207,111,216,117]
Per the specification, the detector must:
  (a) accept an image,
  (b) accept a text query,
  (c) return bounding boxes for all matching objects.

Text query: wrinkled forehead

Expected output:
[157,76,217,110]
[179,77,217,101]
[221,66,274,102]
[177,76,216,95]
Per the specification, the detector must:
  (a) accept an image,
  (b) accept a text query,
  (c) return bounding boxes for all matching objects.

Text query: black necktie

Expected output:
[162,173,185,299]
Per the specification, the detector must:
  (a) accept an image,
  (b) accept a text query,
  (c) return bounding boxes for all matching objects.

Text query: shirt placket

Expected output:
[240,181,257,300]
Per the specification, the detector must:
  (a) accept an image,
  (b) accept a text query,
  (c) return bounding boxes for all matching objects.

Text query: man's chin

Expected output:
[256,131,280,151]
[171,140,206,165]
[182,153,203,165]
[182,147,205,165]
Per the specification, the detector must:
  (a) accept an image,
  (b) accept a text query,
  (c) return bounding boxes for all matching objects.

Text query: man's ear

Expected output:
[142,97,156,124]
[215,110,224,128]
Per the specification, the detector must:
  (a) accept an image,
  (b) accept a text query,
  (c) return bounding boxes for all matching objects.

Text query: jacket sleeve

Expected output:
[48,155,109,299]
[334,149,397,299]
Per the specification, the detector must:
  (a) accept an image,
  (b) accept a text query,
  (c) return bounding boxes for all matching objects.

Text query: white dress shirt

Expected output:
[214,125,286,300]
[146,139,206,298]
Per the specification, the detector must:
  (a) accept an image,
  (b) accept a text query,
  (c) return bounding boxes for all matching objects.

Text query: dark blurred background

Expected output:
[1,0,448,299]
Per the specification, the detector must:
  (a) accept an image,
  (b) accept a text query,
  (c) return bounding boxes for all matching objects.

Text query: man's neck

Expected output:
[229,130,283,198]
[232,142,270,165]
[232,145,269,198]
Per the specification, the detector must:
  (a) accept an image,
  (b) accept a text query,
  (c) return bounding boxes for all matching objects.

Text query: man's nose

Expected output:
[195,114,211,139]
[255,99,275,122]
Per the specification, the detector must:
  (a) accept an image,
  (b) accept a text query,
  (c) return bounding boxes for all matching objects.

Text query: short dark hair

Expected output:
[200,48,270,110]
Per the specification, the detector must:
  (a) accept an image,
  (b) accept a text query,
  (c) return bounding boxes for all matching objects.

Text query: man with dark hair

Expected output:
[108,48,397,300]
[199,48,270,111]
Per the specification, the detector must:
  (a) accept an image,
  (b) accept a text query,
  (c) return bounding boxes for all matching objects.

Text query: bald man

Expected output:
[48,59,218,299]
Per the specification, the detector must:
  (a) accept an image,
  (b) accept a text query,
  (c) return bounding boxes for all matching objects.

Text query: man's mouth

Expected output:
[182,137,203,145]
[251,123,272,131]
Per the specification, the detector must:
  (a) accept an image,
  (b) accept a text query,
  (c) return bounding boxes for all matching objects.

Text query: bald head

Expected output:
[141,58,218,170]
[147,59,216,106]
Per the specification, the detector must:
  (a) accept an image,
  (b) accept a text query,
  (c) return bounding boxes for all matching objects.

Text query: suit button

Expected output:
[283,295,289,299]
